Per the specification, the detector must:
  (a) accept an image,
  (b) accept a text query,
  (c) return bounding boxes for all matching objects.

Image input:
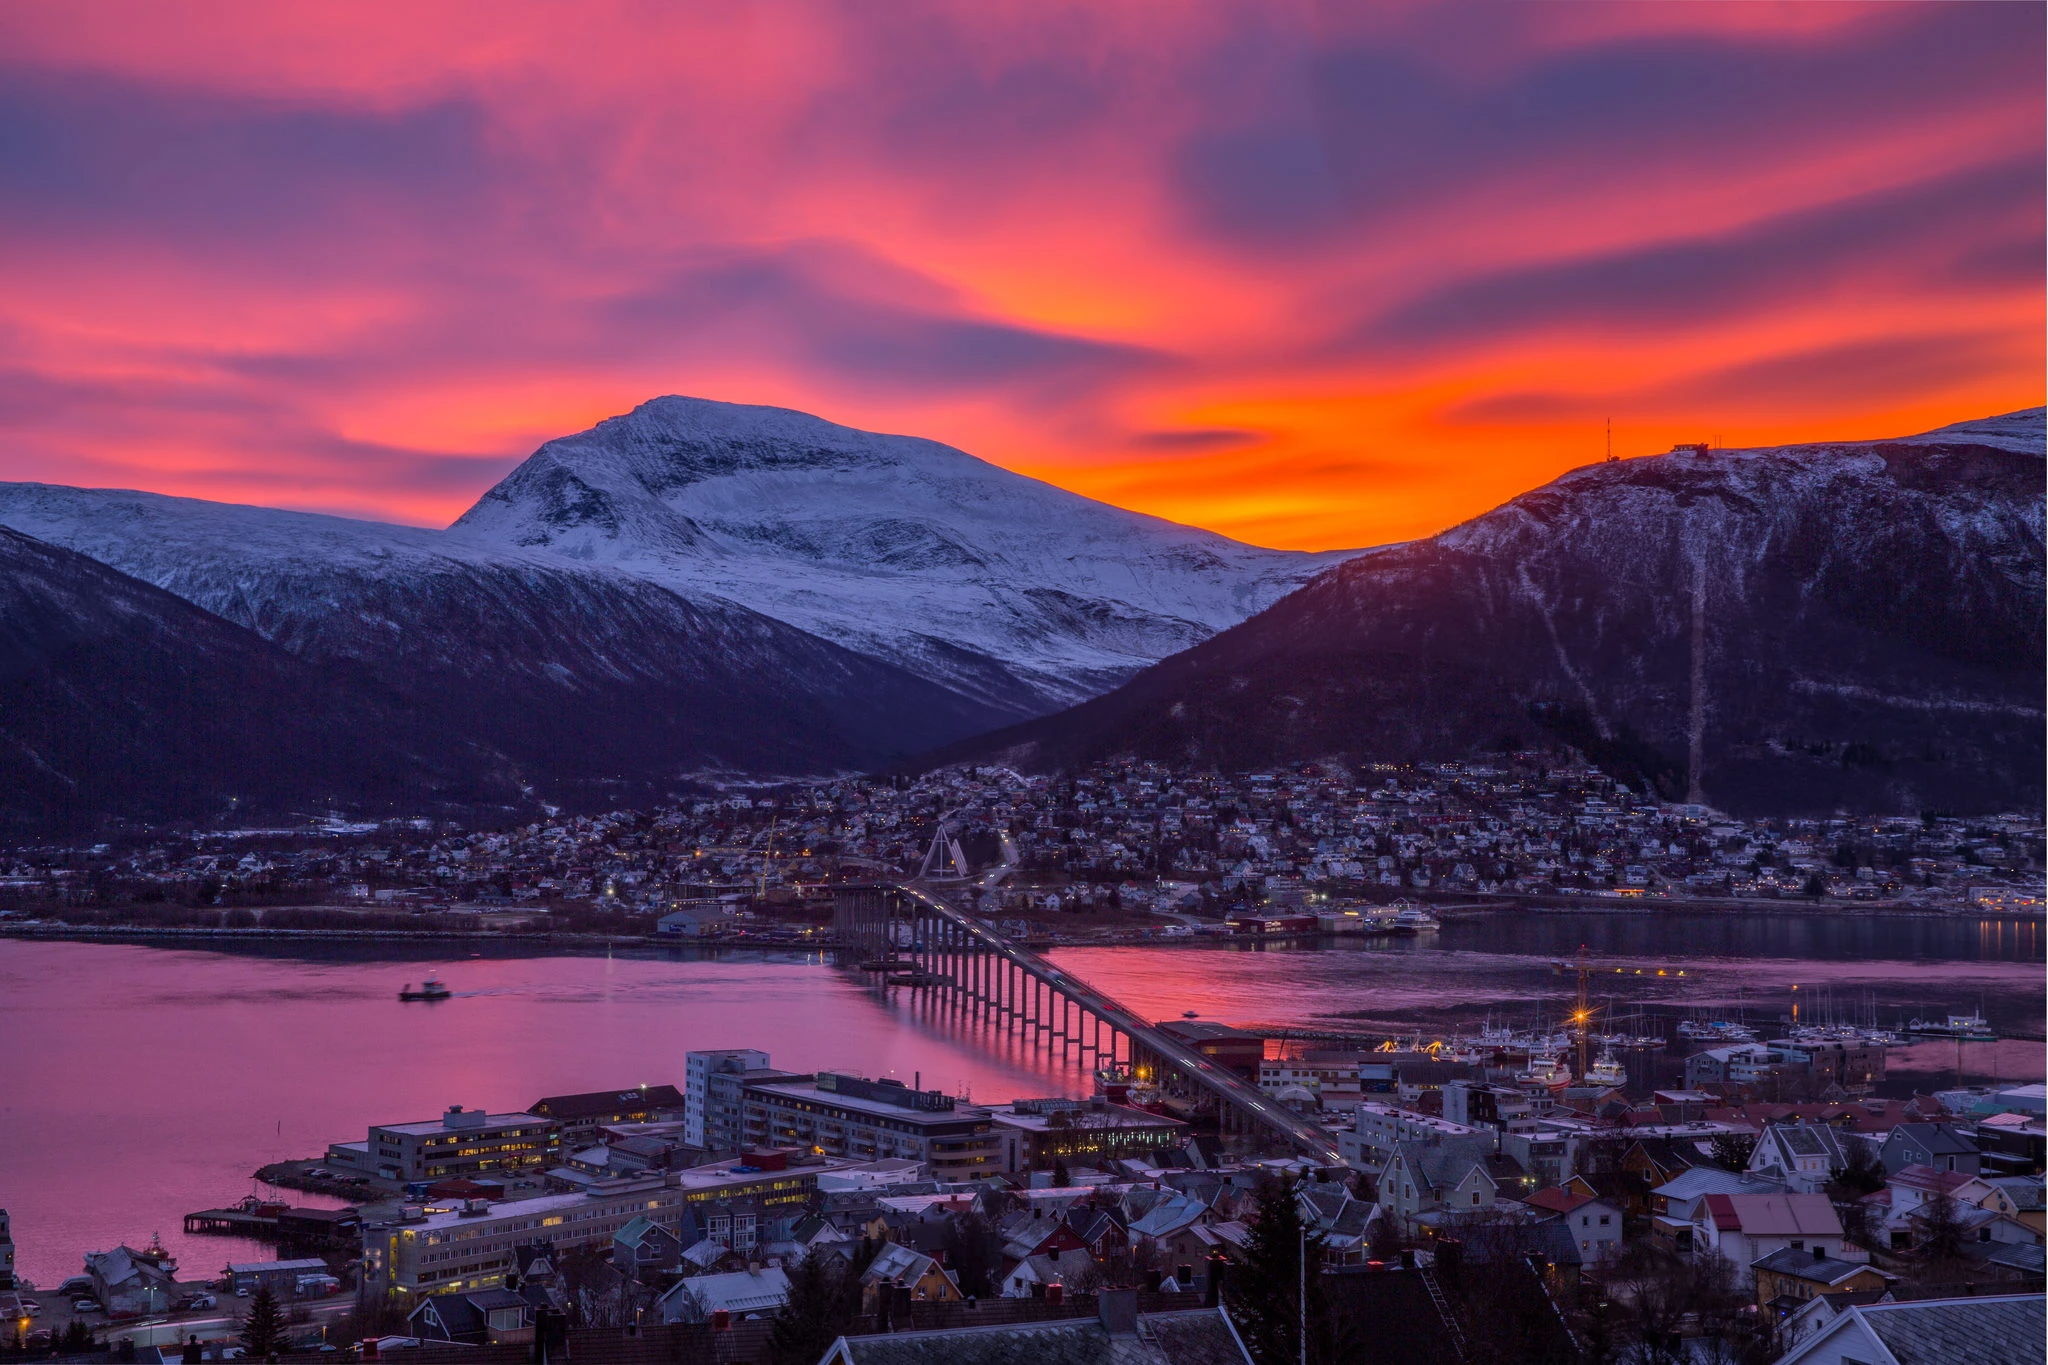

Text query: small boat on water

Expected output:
[398,977,452,1002]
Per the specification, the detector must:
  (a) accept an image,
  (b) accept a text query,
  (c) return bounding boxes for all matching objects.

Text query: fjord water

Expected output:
[1,914,2040,1286]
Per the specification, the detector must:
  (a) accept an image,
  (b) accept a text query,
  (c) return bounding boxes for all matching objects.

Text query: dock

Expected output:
[183,1207,280,1237]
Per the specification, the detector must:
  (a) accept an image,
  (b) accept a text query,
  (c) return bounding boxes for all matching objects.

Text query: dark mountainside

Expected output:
[0,523,998,831]
[0,527,504,831]
[934,418,2046,816]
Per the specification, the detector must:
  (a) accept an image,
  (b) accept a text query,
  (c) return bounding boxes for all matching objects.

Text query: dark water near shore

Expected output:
[1,912,2039,1285]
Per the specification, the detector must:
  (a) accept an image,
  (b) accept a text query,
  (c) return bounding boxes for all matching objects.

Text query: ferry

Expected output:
[1389,906,1440,933]
[1907,1012,1997,1043]
[1582,1051,1629,1087]
[398,977,452,1002]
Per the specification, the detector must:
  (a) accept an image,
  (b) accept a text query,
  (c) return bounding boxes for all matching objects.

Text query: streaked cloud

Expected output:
[0,1,2036,548]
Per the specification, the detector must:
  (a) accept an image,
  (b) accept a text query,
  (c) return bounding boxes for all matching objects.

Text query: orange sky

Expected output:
[0,1,2038,549]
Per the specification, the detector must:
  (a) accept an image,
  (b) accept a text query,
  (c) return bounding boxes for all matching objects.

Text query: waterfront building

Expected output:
[328,1106,559,1184]
[1258,1051,1367,1109]
[684,1050,772,1148]
[362,1157,851,1301]
[0,1208,12,1290]
[526,1085,685,1141]
[985,1098,1188,1174]
[742,1073,1002,1179]
[84,1245,178,1318]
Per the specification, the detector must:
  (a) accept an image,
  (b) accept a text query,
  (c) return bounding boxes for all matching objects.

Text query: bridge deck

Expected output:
[899,883,1345,1165]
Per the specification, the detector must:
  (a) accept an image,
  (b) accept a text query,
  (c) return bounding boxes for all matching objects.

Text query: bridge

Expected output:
[832,879,1345,1165]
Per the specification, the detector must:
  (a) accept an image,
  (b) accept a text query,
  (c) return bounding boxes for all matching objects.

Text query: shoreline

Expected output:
[1,895,2039,955]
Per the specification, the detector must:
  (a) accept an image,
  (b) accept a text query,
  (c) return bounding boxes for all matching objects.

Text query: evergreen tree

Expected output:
[1226,1178,1337,1365]
[767,1250,854,1365]
[239,1286,287,1360]
[944,1209,1007,1299]
[1915,1191,1969,1263]
[1051,1158,1072,1188]
[1707,1132,1756,1172]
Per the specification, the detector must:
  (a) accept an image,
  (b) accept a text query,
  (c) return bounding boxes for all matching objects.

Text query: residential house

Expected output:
[1646,1168,1789,1252]
[1773,1288,1893,1355]
[405,1288,535,1345]
[819,1295,1253,1364]
[1879,1122,1981,1176]
[1880,1164,2006,1250]
[1617,1137,1706,1217]
[1378,1136,1527,1231]
[1751,1247,1889,1314]
[1126,1193,1210,1252]
[610,1216,680,1283]
[1000,1247,1097,1299]
[1986,1176,2045,1236]
[858,1243,961,1313]
[1747,1122,1855,1194]
[1521,1188,1623,1263]
[1771,1293,2043,1365]
[1692,1193,1853,1285]
[653,1267,789,1323]
[1296,1183,1379,1266]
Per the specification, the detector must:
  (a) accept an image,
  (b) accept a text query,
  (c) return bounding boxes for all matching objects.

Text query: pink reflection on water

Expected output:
[0,940,1068,1286]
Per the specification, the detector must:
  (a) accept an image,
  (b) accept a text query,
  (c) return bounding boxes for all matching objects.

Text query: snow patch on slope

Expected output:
[450,395,1355,709]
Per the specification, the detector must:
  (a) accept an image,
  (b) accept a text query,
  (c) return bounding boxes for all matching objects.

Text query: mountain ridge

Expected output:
[928,409,2045,816]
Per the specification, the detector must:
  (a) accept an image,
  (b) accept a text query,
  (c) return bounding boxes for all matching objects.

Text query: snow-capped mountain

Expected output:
[0,483,1012,809]
[0,397,1349,817]
[946,410,2046,815]
[450,396,1354,712]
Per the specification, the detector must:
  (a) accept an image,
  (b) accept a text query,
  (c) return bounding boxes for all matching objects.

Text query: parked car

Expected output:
[21,1300,41,1317]
[71,1300,99,1314]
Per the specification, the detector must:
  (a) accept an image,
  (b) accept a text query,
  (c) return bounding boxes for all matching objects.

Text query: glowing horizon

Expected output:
[0,2,2039,550]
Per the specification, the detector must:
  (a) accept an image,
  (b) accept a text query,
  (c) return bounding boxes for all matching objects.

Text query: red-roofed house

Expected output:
[1693,1193,1855,1285]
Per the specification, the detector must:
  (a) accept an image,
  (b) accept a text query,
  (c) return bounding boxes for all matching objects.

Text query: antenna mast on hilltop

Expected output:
[1606,417,1615,463]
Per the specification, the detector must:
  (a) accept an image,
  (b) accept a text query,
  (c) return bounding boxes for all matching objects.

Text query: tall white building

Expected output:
[685,1050,771,1148]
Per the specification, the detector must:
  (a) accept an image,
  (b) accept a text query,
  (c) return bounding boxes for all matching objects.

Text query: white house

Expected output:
[1747,1123,1855,1194]
[1693,1193,1855,1285]
[1521,1188,1624,1263]
[654,1266,790,1322]
[1771,1293,2042,1365]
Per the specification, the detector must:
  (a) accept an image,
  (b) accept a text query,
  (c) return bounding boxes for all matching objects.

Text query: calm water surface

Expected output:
[1,912,2039,1286]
